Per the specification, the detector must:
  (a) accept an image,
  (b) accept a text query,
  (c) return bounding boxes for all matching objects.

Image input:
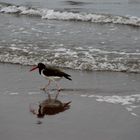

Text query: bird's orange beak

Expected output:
[30,65,38,71]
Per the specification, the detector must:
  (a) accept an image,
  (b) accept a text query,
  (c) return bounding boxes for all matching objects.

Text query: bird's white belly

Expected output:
[46,76,62,81]
[41,71,62,81]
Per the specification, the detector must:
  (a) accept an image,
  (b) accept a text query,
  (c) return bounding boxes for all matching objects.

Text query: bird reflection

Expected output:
[30,99,71,118]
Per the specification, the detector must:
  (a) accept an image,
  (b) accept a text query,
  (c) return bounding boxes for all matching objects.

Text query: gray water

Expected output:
[1,0,140,17]
[0,0,140,72]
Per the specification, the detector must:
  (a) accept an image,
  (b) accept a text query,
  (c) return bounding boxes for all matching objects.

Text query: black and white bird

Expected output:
[30,63,72,99]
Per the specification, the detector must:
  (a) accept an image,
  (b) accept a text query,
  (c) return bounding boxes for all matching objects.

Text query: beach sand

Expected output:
[0,64,140,140]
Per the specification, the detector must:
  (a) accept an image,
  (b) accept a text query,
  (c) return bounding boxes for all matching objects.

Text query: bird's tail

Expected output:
[64,74,72,80]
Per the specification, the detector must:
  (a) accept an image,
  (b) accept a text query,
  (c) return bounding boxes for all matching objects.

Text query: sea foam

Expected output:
[0,47,140,73]
[81,94,140,117]
[0,4,140,27]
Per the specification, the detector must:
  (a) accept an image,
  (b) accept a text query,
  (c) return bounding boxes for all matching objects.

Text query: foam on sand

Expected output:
[81,94,140,117]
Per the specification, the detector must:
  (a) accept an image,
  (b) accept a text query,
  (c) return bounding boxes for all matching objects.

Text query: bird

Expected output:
[30,63,72,100]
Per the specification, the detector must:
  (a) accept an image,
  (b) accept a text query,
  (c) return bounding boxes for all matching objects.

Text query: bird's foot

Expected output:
[40,87,48,92]
[58,88,61,92]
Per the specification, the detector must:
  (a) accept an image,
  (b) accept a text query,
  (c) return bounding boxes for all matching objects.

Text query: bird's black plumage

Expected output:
[37,63,72,80]
[42,67,72,80]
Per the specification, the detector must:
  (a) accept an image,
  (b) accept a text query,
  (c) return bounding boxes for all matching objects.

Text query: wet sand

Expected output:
[0,64,140,140]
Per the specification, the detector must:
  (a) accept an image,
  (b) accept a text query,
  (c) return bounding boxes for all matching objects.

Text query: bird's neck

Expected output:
[39,68,43,75]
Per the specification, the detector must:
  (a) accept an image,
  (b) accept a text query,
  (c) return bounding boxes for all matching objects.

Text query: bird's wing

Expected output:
[43,67,66,77]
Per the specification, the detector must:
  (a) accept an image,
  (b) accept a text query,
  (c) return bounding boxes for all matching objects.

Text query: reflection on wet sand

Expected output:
[30,99,71,118]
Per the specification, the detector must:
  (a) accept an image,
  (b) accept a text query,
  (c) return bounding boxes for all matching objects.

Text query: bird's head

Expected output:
[30,63,46,72]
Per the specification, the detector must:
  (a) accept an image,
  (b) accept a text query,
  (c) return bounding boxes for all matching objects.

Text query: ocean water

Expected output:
[0,0,140,72]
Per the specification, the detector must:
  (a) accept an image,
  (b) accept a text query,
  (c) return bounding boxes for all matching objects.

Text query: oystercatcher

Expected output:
[30,63,72,99]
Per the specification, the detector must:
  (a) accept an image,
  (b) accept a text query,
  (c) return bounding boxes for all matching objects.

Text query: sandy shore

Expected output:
[0,64,140,140]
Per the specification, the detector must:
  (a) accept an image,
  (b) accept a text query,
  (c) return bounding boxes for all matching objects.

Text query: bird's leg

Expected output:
[47,90,51,101]
[40,80,51,100]
[41,80,51,91]
[54,90,60,101]
[42,88,51,101]
[54,82,61,101]
[56,82,61,92]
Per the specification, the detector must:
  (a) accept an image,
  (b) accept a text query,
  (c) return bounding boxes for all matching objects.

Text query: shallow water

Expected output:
[0,0,140,72]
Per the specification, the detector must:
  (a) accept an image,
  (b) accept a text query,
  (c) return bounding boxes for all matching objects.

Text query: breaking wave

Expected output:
[0,46,140,73]
[0,2,140,27]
